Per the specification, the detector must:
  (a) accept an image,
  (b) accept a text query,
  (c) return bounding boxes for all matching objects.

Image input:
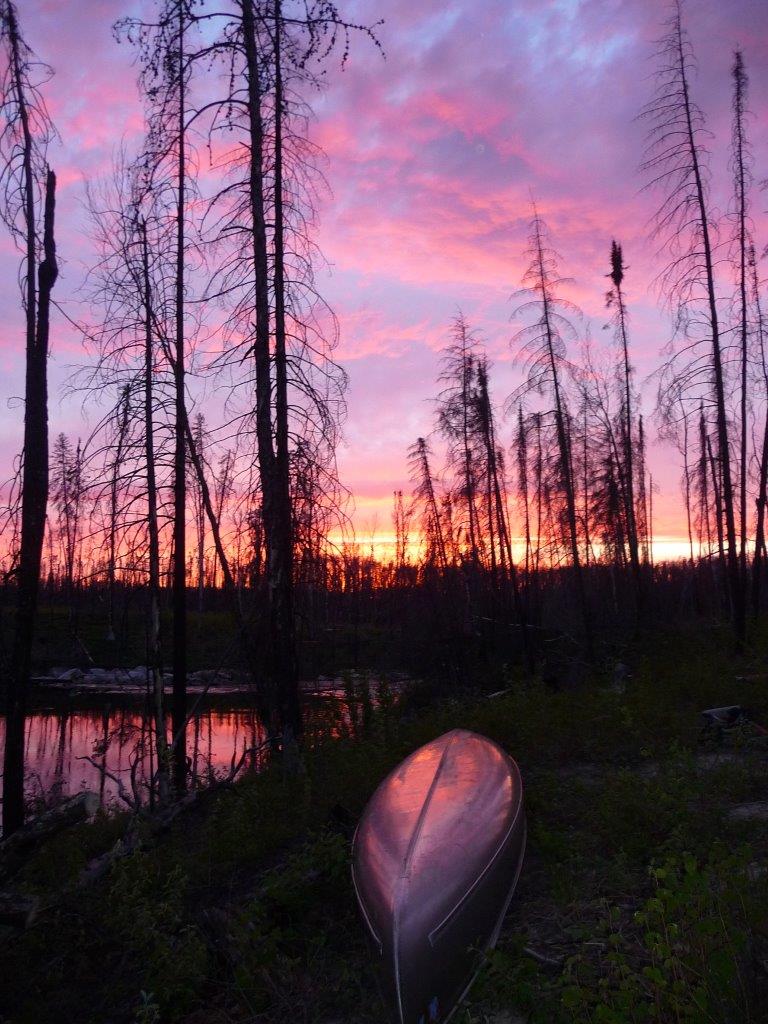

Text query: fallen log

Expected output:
[79,746,267,887]
[0,792,99,879]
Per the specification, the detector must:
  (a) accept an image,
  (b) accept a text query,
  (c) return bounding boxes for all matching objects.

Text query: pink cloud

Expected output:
[0,0,766,549]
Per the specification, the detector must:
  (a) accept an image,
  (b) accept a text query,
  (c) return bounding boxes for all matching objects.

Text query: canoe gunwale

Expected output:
[488,816,527,949]
[427,780,524,948]
[350,837,384,954]
[440,816,527,1024]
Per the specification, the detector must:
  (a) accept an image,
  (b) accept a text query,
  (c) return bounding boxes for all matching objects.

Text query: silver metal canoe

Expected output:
[352,729,526,1024]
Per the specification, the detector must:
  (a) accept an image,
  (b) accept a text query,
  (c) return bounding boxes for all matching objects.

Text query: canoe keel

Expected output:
[352,729,526,1023]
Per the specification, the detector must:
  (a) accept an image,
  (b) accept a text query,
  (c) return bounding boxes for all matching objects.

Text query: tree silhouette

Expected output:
[643,1,743,641]
[0,1,58,835]
[510,206,593,657]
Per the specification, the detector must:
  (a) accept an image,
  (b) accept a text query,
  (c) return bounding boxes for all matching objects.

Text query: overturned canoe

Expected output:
[352,729,525,1024]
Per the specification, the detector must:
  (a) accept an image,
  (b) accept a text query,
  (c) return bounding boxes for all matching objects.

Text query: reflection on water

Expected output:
[0,708,272,809]
[0,677,395,812]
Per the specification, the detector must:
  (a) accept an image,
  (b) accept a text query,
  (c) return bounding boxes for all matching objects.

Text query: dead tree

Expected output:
[731,51,750,594]
[51,433,85,635]
[199,0,380,741]
[510,206,593,657]
[0,1,58,835]
[436,314,481,565]
[606,241,642,608]
[117,0,199,792]
[190,413,208,614]
[408,437,448,572]
[515,406,532,586]
[643,2,743,642]
[751,247,768,615]
[83,157,178,806]
[106,385,132,641]
[139,215,170,805]
[392,489,411,582]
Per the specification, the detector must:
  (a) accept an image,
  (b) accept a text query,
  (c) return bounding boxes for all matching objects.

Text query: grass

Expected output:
[2,622,768,1023]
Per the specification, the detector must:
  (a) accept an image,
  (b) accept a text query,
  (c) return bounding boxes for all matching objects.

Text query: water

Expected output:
[0,708,271,811]
[0,676,396,813]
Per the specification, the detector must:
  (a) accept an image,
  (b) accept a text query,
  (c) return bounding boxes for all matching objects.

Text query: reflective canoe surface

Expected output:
[352,729,525,1024]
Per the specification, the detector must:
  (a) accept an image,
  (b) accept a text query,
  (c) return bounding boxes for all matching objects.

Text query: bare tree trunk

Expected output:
[107,386,130,642]
[270,0,300,739]
[181,404,277,740]
[751,252,768,616]
[3,154,56,836]
[533,413,543,608]
[241,0,291,742]
[171,2,187,793]
[191,414,207,615]
[682,410,694,565]
[516,407,531,586]
[675,16,743,641]
[411,438,448,571]
[581,399,591,569]
[732,52,749,613]
[462,355,479,565]
[698,407,715,585]
[707,433,726,587]
[610,243,642,609]
[648,473,655,571]
[752,414,768,617]
[140,218,169,805]
[533,216,593,658]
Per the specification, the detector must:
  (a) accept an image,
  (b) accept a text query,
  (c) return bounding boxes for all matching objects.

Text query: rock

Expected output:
[695,751,741,770]
[728,802,768,822]
[56,668,84,683]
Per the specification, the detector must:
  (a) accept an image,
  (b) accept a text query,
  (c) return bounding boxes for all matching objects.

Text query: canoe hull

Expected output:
[352,730,525,1024]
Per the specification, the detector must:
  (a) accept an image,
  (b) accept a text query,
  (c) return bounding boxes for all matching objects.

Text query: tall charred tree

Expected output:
[437,314,481,565]
[408,437,448,572]
[106,385,132,641]
[0,1,57,835]
[139,216,170,805]
[643,2,743,642]
[751,246,768,615]
[117,0,198,792]
[51,433,85,635]
[511,207,593,658]
[606,241,642,609]
[731,51,750,595]
[199,0,379,741]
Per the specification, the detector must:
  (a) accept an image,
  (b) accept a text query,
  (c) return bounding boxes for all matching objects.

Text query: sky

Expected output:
[6,0,768,559]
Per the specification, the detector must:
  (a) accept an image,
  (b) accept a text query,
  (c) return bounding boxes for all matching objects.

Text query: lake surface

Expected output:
[0,708,270,810]
[0,685,367,811]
